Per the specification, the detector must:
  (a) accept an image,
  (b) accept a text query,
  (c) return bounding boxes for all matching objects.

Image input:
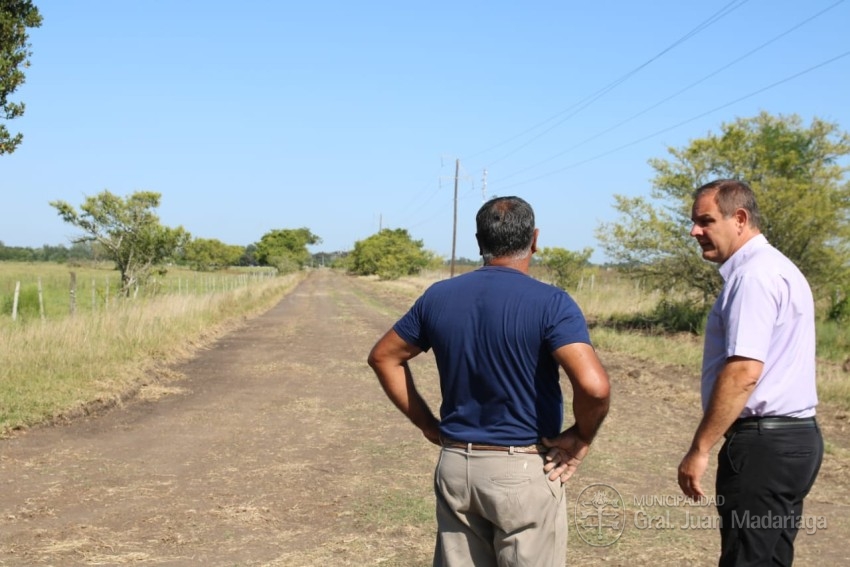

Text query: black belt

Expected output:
[725,416,817,438]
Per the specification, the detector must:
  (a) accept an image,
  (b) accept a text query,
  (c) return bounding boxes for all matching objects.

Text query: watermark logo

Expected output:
[574,483,625,546]
[574,484,829,543]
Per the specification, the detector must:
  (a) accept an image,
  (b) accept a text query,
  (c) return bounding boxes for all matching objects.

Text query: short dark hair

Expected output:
[475,196,535,262]
[694,179,762,230]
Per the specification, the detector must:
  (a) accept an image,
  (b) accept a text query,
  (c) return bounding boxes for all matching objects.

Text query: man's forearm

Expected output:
[368,329,438,437]
[691,357,762,452]
[553,343,612,444]
[385,363,438,430]
[373,361,440,442]
[690,383,749,453]
[678,358,761,499]
[572,394,610,444]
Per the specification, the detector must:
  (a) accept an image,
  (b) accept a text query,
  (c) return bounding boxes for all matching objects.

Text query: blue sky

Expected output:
[3,0,849,262]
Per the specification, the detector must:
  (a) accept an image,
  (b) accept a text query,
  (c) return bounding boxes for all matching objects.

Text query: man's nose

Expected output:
[690,224,701,237]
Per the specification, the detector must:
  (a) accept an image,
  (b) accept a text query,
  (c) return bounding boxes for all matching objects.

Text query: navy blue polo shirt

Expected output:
[393,266,591,446]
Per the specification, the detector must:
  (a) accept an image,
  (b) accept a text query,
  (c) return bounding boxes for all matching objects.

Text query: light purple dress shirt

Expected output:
[701,234,818,418]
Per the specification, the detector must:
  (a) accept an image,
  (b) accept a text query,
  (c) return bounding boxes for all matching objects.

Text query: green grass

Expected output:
[817,361,850,412]
[0,263,304,435]
[817,319,850,363]
[353,488,434,527]
[0,261,278,323]
[590,327,703,372]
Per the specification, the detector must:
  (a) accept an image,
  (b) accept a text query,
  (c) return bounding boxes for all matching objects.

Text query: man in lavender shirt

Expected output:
[677,179,823,566]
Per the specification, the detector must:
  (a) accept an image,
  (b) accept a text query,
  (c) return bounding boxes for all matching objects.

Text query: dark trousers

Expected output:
[716,421,823,567]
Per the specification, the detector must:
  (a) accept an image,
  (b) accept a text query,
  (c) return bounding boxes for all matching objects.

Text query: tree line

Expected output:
[44,191,328,296]
[0,241,98,263]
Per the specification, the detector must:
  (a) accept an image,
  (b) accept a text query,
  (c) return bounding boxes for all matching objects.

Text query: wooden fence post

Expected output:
[38,277,45,320]
[12,281,20,321]
[70,272,77,316]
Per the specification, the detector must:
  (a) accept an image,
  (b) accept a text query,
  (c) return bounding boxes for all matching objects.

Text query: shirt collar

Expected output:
[478,264,527,276]
[719,233,768,281]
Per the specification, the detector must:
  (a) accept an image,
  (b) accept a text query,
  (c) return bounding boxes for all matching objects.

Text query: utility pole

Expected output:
[450,158,459,278]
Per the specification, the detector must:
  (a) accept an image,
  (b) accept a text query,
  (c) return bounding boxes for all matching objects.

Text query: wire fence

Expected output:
[2,266,278,322]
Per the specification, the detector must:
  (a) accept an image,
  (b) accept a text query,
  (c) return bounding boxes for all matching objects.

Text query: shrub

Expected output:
[601,298,708,335]
[827,287,850,323]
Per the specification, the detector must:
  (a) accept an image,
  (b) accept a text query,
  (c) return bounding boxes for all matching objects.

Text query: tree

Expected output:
[254,228,321,273]
[538,246,593,291]
[348,228,435,280]
[50,191,190,296]
[1,0,42,155]
[597,112,850,303]
[237,243,259,266]
[183,238,244,271]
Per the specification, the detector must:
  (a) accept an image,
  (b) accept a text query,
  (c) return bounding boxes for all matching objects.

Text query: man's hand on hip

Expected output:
[542,426,591,483]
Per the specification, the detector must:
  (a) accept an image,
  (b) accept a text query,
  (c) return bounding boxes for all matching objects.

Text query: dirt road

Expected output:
[1,269,848,566]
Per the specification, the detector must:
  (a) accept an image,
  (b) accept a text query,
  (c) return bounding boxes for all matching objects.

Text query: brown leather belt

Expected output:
[725,416,817,438]
[441,439,547,454]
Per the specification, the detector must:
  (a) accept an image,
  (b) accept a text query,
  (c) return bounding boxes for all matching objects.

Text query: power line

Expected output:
[403,159,473,232]
[492,49,850,192]
[388,1,844,247]
[397,1,756,233]
[492,0,846,185]
[462,0,752,167]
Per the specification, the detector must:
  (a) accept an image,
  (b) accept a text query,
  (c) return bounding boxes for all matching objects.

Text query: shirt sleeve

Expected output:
[393,295,432,352]
[545,291,591,351]
[720,271,778,363]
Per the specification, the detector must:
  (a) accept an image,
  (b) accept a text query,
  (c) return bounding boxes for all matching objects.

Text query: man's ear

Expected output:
[735,208,749,231]
[531,229,540,254]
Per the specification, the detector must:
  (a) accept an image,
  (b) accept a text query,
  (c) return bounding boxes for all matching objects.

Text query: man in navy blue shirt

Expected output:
[368,196,610,567]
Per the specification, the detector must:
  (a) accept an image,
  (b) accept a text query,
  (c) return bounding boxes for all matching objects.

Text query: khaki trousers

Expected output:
[433,446,567,567]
